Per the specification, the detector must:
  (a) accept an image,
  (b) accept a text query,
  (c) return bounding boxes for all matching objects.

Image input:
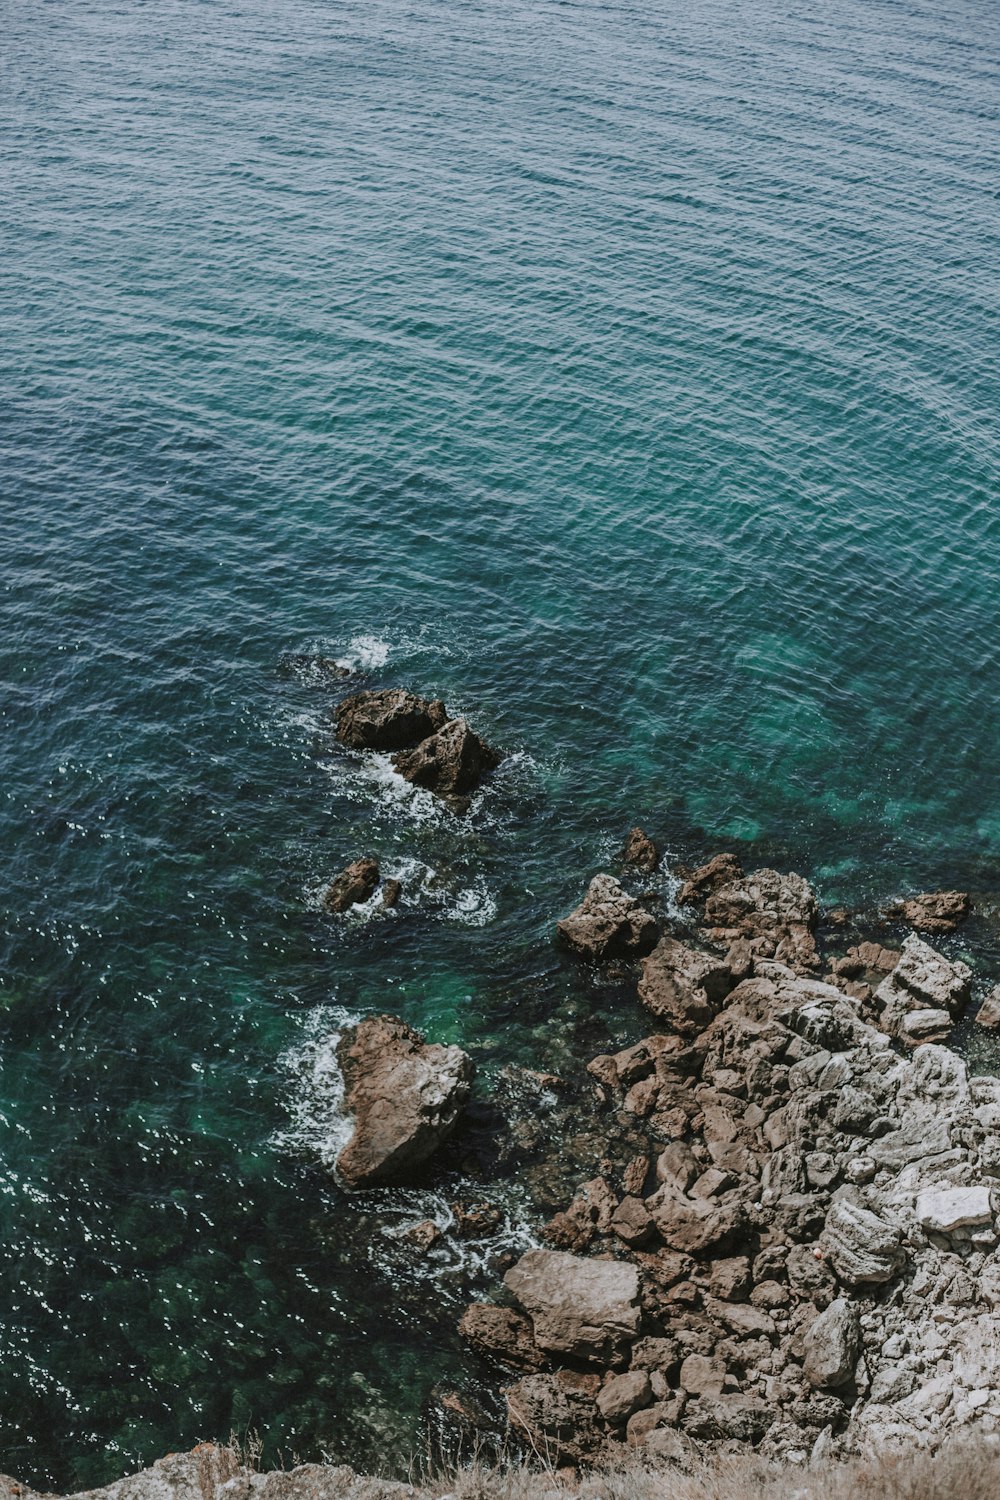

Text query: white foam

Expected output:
[272,1006,358,1169]
[337,634,392,672]
[443,876,498,928]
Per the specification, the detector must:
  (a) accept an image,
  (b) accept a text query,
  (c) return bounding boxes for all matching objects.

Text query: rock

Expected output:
[557,875,659,962]
[322,857,380,913]
[597,1370,653,1424]
[609,1195,656,1248]
[898,1008,953,1044]
[874,934,972,1038]
[677,854,743,906]
[402,1219,442,1252]
[709,1257,751,1302]
[916,1185,994,1237]
[821,1199,906,1287]
[638,938,732,1034]
[620,827,660,873]
[704,867,818,971]
[683,1395,773,1443]
[380,878,402,909]
[678,1353,727,1397]
[888,890,971,933]
[976,987,1000,1029]
[393,717,501,797]
[335,1016,474,1188]
[503,1249,641,1365]
[646,1184,743,1256]
[458,1305,546,1371]
[505,1371,604,1464]
[335,688,447,750]
[803,1298,861,1389]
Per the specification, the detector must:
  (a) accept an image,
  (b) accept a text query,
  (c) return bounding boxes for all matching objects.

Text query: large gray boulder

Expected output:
[822,1199,906,1286]
[803,1297,861,1388]
[335,1015,474,1188]
[557,875,658,962]
[504,1248,641,1364]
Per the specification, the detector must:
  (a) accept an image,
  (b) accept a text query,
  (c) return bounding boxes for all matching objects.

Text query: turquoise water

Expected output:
[1,0,999,1485]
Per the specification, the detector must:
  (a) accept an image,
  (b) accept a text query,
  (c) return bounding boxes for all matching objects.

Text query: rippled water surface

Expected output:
[2,0,999,1485]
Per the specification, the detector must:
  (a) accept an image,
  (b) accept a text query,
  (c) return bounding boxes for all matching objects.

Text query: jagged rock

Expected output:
[888,890,971,933]
[503,1249,641,1364]
[916,1186,994,1237]
[557,875,658,962]
[704,868,818,971]
[677,853,743,906]
[638,938,732,1034]
[682,1394,774,1442]
[322,857,380,913]
[393,717,501,797]
[610,1195,656,1247]
[335,1016,474,1188]
[874,934,972,1039]
[597,1370,653,1424]
[335,688,447,750]
[646,1184,743,1256]
[380,878,402,909]
[803,1298,861,1388]
[821,1199,905,1287]
[505,1371,604,1464]
[976,987,1000,1028]
[620,827,660,873]
[458,1305,546,1371]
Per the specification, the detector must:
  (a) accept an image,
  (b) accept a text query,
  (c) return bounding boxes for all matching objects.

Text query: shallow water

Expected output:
[1,0,999,1485]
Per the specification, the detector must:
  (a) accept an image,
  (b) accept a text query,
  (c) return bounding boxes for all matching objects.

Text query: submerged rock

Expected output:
[335,1016,474,1188]
[322,857,380,913]
[557,874,658,962]
[393,717,501,798]
[335,688,447,751]
[975,985,1000,1028]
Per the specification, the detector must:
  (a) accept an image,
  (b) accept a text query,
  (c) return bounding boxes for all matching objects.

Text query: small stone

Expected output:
[976,987,1000,1029]
[678,1353,727,1397]
[803,1297,861,1389]
[381,877,403,909]
[620,827,660,873]
[322,857,380,913]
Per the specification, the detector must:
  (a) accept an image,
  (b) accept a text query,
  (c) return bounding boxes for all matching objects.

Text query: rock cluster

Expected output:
[335,1016,474,1189]
[462,861,1000,1466]
[334,688,500,800]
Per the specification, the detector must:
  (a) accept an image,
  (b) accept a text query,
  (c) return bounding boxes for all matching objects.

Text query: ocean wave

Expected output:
[272,1006,358,1170]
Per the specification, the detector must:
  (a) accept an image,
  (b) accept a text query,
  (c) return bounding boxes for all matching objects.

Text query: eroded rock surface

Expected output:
[322,857,380,913]
[557,875,658,962]
[393,717,501,798]
[335,688,447,750]
[335,1016,474,1188]
[887,890,971,933]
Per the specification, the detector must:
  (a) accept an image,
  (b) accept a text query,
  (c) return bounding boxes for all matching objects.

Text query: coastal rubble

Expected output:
[461,861,1000,1467]
[335,1016,474,1188]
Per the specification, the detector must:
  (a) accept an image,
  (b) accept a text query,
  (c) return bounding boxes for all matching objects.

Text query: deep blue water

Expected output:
[1,0,999,1486]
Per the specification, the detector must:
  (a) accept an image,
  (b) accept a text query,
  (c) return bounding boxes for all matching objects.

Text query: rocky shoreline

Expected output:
[309,680,1000,1472]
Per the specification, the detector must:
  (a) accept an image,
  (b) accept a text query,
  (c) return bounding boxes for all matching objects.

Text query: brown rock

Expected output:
[638,938,732,1034]
[503,1249,641,1365]
[709,1257,751,1302]
[623,1155,651,1197]
[610,1196,656,1248]
[646,1184,743,1256]
[322,857,380,913]
[380,878,402,909]
[402,1219,442,1252]
[393,717,501,797]
[458,1305,546,1371]
[704,867,818,972]
[597,1370,653,1425]
[451,1202,503,1239]
[620,827,660,873]
[543,1178,617,1251]
[335,1016,474,1188]
[505,1372,604,1464]
[976,986,1000,1029]
[335,688,447,750]
[888,890,971,933]
[557,875,659,962]
[677,853,744,906]
[678,1353,727,1397]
